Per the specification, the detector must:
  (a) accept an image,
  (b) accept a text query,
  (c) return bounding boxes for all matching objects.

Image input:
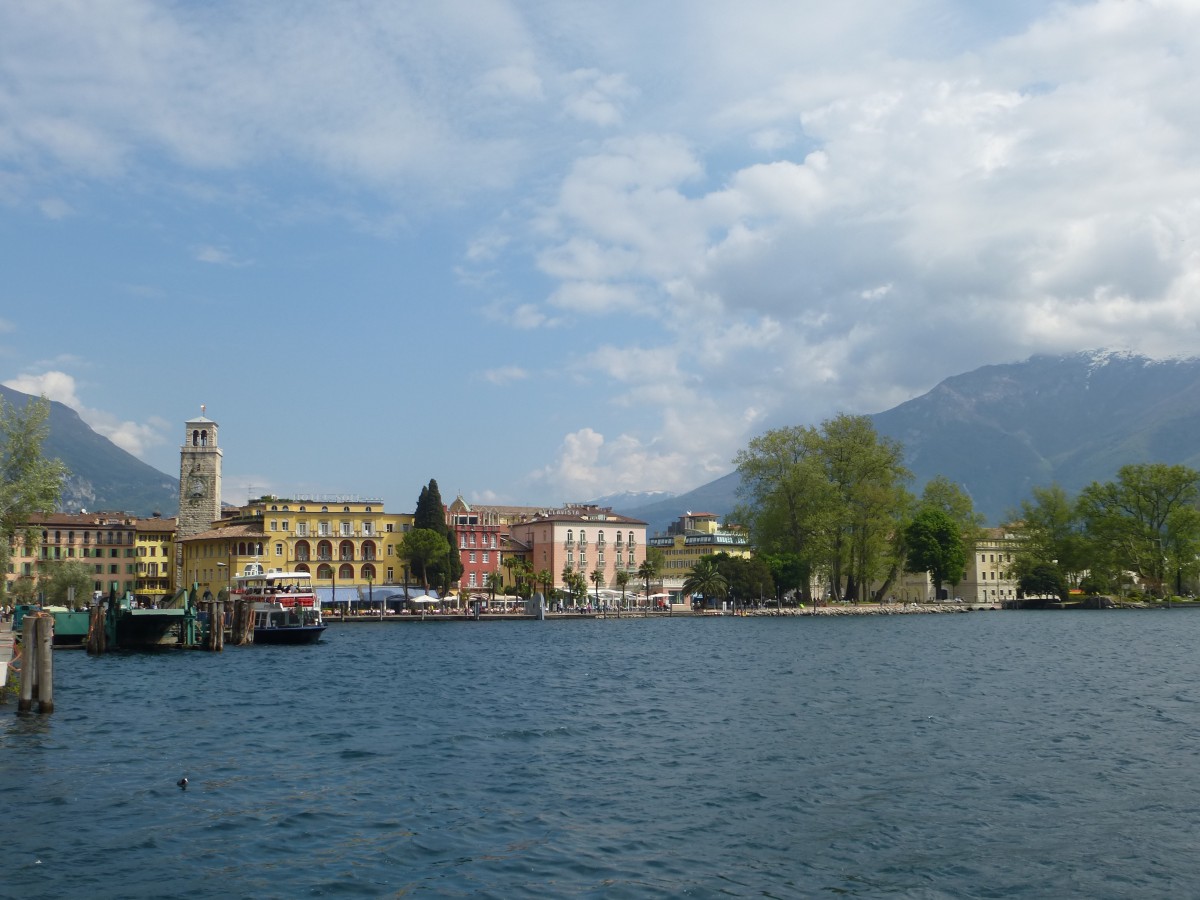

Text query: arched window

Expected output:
[566,529,573,545]
[294,563,310,574]
[339,563,354,580]
[361,540,377,561]
[598,530,605,545]
[317,564,333,579]
[317,540,332,561]
[192,430,200,446]
[295,540,311,562]
[362,564,376,581]
[339,540,355,561]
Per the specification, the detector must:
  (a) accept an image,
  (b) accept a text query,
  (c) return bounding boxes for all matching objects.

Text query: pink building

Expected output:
[508,504,647,591]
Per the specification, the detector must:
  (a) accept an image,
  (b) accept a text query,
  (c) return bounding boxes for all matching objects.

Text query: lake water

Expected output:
[4,611,1200,898]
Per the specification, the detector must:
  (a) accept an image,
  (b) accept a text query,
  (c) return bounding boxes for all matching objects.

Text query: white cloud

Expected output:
[561,69,636,126]
[482,365,528,385]
[193,244,251,267]
[2,370,167,459]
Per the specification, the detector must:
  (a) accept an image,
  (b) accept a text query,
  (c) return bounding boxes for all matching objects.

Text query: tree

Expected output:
[736,415,911,604]
[1077,463,1200,597]
[589,568,605,607]
[399,528,450,592]
[682,557,729,610]
[615,569,631,608]
[0,395,68,605]
[413,479,463,590]
[1011,484,1091,587]
[535,569,554,602]
[709,552,775,606]
[39,560,94,608]
[904,508,967,600]
[637,557,659,608]
[1019,561,1069,604]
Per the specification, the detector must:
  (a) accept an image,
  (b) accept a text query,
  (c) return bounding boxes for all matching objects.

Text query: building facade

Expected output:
[508,505,647,592]
[179,496,414,597]
[5,511,163,602]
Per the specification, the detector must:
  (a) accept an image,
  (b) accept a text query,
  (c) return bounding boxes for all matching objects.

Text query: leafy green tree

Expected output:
[1077,463,1200,597]
[682,557,729,609]
[1019,561,1069,604]
[0,395,68,605]
[399,528,449,592]
[758,551,808,604]
[736,415,911,604]
[40,560,94,608]
[708,552,774,605]
[904,508,968,599]
[734,425,834,602]
[1011,484,1091,587]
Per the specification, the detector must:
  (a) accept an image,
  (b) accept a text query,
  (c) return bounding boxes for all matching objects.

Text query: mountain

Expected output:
[1,384,178,516]
[620,351,1200,530]
[872,350,1200,523]
[617,471,741,536]
[585,489,677,511]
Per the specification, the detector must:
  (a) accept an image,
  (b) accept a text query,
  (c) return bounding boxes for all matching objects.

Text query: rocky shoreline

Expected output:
[743,603,995,616]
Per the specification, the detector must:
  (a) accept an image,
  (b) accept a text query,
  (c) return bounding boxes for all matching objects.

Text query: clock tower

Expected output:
[177,408,223,587]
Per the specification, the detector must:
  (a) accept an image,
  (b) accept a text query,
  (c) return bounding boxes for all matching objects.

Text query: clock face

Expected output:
[188,475,207,498]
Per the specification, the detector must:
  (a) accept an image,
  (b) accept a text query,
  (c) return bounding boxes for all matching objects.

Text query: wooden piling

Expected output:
[35,615,53,713]
[87,605,107,656]
[17,615,36,712]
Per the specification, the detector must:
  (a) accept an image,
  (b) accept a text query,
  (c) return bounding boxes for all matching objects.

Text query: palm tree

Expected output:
[615,569,631,612]
[682,558,729,612]
[637,557,659,612]
[590,568,605,610]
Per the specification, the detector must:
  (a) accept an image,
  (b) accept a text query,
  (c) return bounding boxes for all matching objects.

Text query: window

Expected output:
[275,543,283,556]
[468,573,477,587]
[566,529,574,545]
[282,520,289,532]
[319,521,330,536]
[298,522,308,536]
[270,520,278,531]
[341,521,352,536]
[482,551,489,563]
[469,551,476,563]
[386,567,394,582]
[362,522,373,536]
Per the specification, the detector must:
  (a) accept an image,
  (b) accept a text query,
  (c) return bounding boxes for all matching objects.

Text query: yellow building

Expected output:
[648,512,752,576]
[179,495,414,597]
[134,517,177,603]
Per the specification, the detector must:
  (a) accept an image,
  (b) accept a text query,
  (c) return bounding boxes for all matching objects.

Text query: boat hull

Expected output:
[253,625,327,645]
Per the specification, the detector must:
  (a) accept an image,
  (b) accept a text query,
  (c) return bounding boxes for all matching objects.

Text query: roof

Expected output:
[180,522,265,542]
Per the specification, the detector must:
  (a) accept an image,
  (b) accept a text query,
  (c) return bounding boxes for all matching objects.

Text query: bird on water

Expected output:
[177,777,188,790]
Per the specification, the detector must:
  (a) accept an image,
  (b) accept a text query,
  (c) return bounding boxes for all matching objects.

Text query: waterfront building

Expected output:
[959,527,1021,605]
[179,496,414,599]
[649,512,751,575]
[507,504,646,592]
[5,511,161,602]
[134,516,177,604]
[446,496,505,593]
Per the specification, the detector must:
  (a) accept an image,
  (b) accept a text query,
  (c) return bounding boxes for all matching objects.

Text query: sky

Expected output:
[3,0,1200,512]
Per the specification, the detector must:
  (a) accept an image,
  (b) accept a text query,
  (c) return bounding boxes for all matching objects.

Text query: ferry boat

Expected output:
[234,564,327,645]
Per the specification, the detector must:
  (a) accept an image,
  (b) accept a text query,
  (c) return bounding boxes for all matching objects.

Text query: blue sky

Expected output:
[3,1,1200,511]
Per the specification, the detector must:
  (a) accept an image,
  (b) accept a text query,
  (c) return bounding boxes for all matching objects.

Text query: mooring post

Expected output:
[36,615,53,714]
[17,615,37,712]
